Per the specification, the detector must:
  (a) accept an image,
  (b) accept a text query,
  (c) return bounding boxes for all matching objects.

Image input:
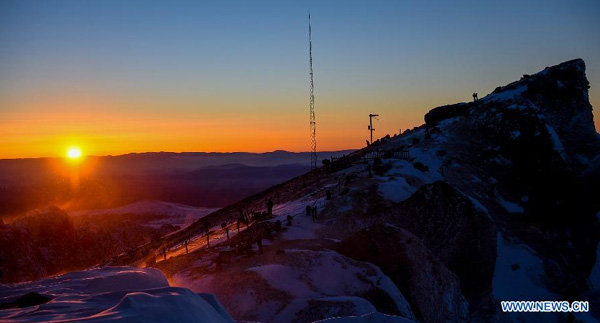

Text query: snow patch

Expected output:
[492,155,513,166]
[378,177,414,203]
[497,195,524,213]
[482,85,527,102]
[245,250,414,321]
[506,103,535,111]
[247,264,312,298]
[589,211,600,290]
[465,194,489,215]
[545,125,567,160]
[316,312,415,322]
[317,296,377,315]
[493,234,556,300]
[91,288,231,322]
[0,266,233,322]
[270,197,327,240]
[436,116,459,129]
[409,148,443,180]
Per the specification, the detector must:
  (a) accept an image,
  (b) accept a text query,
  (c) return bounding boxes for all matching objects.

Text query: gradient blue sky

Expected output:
[1,0,599,158]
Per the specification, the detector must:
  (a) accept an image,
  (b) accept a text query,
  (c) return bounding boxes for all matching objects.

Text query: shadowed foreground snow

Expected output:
[316,312,415,322]
[0,267,233,323]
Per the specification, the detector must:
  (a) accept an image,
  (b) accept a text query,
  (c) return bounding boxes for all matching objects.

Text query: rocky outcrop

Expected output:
[179,249,415,323]
[521,59,598,157]
[336,224,468,323]
[419,59,600,298]
[424,102,471,126]
[393,181,497,309]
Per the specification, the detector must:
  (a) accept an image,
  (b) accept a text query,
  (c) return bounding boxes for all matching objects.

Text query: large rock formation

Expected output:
[414,58,600,307]
[337,224,469,323]
[393,181,497,308]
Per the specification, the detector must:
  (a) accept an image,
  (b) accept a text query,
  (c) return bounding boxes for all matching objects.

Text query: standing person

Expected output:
[257,237,263,255]
[267,198,273,216]
[238,208,245,223]
[203,220,210,236]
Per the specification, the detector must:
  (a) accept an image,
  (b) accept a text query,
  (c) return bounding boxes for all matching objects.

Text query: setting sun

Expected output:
[66,147,82,160]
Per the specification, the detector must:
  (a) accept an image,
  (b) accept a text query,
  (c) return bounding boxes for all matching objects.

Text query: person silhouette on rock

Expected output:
[267,198,273,215]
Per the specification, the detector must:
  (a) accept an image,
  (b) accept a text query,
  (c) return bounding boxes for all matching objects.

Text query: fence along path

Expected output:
[156,187,329,262]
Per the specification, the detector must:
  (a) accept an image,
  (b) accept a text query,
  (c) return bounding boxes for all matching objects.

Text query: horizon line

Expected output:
[0,148,361,161]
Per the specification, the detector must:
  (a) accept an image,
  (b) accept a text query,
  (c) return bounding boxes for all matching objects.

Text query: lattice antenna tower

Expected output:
[308,12,317,169]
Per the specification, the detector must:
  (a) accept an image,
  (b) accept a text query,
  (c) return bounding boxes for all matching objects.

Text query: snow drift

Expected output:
[0,266,234,322]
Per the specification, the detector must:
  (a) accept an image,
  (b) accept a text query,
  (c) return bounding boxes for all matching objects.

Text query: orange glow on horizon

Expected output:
[0,92,433,159]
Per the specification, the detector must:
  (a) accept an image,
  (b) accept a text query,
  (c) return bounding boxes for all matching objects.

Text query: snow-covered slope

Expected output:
[173,249,415,322]
[70,200,216,229]
[0,266,234,322]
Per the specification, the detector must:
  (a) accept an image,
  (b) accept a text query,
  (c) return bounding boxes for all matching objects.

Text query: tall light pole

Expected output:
[368,114,379,144]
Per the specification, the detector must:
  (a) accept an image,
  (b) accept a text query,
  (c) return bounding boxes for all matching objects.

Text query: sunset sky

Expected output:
[1,0,599,159]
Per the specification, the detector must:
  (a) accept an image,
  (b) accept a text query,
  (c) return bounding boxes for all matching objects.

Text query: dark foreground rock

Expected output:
[337,224,468,323]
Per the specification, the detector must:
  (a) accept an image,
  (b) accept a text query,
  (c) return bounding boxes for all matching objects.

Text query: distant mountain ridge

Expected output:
[103,149,356,168]
[186,163,311,180]
[1,149,357,164]
[0,150,355,217]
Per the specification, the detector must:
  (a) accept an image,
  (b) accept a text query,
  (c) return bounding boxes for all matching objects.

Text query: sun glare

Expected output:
[66,147,82,160]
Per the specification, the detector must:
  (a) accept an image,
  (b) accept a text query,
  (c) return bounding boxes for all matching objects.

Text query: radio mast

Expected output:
[308,13,317,169]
